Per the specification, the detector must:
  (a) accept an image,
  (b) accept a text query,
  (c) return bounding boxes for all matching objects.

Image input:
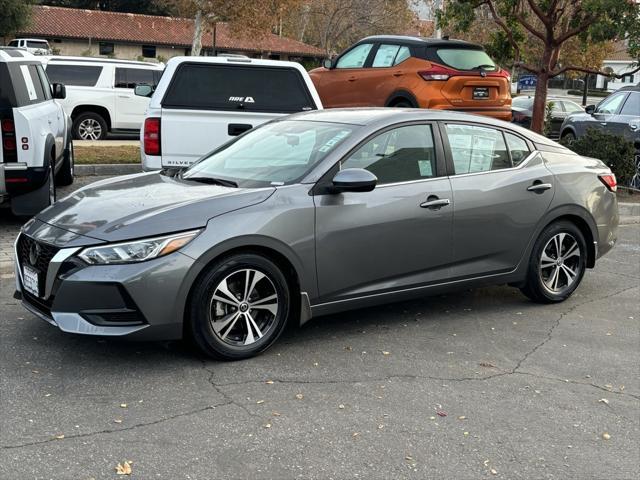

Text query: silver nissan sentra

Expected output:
[14,109,619,360]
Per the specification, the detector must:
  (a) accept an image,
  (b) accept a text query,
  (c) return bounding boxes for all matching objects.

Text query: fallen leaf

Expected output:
[265,380,274,385]
[602,432,611,440]
[313,362,319,367]
[405,456,414,461]
[352,432,360,437]
[54,434,64,440]
[606,332,612,336]
[458,416,466,420]
[429,416,436,420]
[378,424,385,429]
[44,393,51,397]
[479,362,496,368]
[256,400,265,405]
[382,351,391,356]
[463,431,469,436]
[114,419,123,424]
[295,393,304,400]
[604,384,613,390]
[436,410,447,417]
[338,404,345,409]
[272,411,281,417]
[263,423,272,429]
[344,346,352,351]
[598,398,609,405]
[490,468,498,475]
[115,461,132,475]
[120,403,127,408]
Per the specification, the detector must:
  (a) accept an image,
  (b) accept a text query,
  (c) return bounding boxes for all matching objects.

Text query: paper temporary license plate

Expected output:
[473,87,490,99]
[22,265,40,297]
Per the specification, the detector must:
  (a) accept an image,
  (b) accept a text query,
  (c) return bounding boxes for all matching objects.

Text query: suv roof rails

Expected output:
[45,56,161,67]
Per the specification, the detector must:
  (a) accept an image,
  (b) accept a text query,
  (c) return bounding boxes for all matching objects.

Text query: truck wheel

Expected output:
[73,112,107,140]
[56,140,74,186]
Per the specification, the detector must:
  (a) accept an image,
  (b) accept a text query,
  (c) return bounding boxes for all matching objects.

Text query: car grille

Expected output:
[17,234,59,274]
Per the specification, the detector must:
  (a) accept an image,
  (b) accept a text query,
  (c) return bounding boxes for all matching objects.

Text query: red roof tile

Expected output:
[19,5,324,56]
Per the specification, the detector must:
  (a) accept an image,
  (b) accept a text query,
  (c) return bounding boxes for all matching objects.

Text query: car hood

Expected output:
[36,172,275,243]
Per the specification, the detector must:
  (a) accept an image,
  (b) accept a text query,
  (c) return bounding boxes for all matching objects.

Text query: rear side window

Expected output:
[372,45,401,68]
[115,68,158,89]
[162,63,316,113]
[620,92,639,115]
[445,124,510,174]
[504,133,530,166]
[46,64,102,87]
[19,65,46,103]
[435,48,496,71]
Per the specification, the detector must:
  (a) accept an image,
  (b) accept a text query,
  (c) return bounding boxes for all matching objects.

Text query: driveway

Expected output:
[1,177,638,479]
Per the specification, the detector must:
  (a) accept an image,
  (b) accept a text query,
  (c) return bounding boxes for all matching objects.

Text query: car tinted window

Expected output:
[184,120,355,187]
[372,44,400,68]
[115,67,157,89]
[620,92,639,115]
[18,64,46,103]
[394,46,411,65]
[27,41,48,49]
[341,125,437,184]
[35,64,52,100]
[163,63,315,113]
[596,93,626,114]
[505,133,529,166]
[445,124,510,174]
[336,43,373,68]
[46,64,103,87]
[562,101,583,113]
[8,40,19,47]
[435,48,496,71]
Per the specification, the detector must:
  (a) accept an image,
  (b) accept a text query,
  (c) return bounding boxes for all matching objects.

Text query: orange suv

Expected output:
[309,36,512,121]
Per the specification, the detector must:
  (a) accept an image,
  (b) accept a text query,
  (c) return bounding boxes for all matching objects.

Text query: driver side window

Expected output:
[595,93,625,114]
[336,43,374,69]
[341,125,437,184]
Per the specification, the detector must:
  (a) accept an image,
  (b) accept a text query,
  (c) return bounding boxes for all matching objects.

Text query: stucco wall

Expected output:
[596,61,638,91]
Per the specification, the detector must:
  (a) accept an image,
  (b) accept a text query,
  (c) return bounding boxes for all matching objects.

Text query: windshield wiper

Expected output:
[182,176,238,188]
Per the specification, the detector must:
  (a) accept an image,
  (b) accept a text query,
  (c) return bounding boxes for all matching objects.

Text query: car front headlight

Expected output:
[78,230,201,265]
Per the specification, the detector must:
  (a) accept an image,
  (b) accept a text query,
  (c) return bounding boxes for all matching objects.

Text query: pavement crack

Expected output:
[1,401,232,450]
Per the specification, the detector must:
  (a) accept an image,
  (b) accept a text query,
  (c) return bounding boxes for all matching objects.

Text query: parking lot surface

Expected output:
[1,176,638,479]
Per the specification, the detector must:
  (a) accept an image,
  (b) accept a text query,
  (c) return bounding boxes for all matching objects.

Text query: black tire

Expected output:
[561,131,576,145]
[189,253,291,360]
[55,140,74,186]
[392,101,414,108]
[520,221,587,303]
[46,164,56,207]
[73,112,107,140]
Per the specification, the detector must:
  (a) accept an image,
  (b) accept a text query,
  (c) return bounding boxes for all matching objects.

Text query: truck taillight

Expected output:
[143,117,161,156]
[1,117,18,159]
[598,173,617,192]
[1,119,15,133]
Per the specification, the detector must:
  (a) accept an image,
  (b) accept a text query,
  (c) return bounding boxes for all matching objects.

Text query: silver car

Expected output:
[15,109,619,360]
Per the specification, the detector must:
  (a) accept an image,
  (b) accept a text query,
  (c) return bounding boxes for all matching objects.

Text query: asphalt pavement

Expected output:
[0,177,638,479]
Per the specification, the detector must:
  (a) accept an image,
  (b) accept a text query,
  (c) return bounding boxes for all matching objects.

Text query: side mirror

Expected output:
[51,83,66,99]
[585,105,595,114]
[134,84,154,98]
[331,168,377,193]
[323,58,334,69]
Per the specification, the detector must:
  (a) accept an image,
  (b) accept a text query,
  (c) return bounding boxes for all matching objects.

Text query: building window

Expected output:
[142,45,156,58]
[99,42,114,55]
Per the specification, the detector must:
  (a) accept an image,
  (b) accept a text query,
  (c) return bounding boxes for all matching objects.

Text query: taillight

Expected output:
[418,64,458,81]
[3,137,16,150]
[143,117,161,156]
[1,119,15,133]
[598,173,617,192]
[1,116,18,159]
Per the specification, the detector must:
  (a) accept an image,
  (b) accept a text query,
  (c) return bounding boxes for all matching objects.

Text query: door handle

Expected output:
[527,182,552,192]
[118,95,131,99]
[348,76,357,82]
[420,197,451,209]
[393,71,403,77]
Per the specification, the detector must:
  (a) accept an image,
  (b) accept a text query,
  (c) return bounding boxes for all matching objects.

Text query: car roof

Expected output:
[618,84,640,92]
[42,56,163,68]
[0,48,38,63]
[10,38,49,42]
[359,35,481,49]
[165,55,306,69]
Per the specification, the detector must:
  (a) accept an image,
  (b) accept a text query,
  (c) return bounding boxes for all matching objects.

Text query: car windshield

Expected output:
[512,97,533,108]
[182,120,356,187]
[436,48,497,71]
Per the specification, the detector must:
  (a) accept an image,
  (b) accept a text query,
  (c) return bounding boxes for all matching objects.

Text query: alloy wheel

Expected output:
[539,232,581,294]
[208,269,279,347]
[78,119,102,140]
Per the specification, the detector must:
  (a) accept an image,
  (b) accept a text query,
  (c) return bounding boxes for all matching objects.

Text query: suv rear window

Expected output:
[46,64,103,87]
[435,48,497,71]
[162,63,316,113]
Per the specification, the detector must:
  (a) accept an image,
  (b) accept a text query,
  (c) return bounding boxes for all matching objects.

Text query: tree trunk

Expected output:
[191,9,203,57]
[530,72,548,134]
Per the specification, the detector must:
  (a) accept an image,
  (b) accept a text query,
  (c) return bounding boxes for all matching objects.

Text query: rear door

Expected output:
[351,44,411,106]
[589,91,628,135]
[314,123,453,303]
[611,91,640,141]
[430,47,509,111]
[159,62,318,168]
[114,67,157,129]
[442,123,554,278]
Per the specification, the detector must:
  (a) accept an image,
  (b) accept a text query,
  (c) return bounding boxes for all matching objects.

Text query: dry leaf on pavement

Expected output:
[295,393,304,400]
[115,461,132,475]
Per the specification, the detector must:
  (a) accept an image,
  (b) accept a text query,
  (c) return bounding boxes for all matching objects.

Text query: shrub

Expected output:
[561,128,636,186]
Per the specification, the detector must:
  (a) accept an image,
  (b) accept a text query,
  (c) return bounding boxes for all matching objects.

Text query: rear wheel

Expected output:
[189,253,291,360]
[520,221,586,303]
[73,112,107,140]
[391,100,414,108]
[55,139,74,186]
[561,131,576,145]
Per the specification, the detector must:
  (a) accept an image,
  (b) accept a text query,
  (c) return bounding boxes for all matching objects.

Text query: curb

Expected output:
[618,202,640,219]
[75,163,141,176]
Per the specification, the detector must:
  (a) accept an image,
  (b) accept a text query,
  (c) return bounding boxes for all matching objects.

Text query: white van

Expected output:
[42,56,164,140]
[137,56,323,171]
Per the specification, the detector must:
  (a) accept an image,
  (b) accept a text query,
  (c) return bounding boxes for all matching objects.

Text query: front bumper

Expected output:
[15,233,195,340]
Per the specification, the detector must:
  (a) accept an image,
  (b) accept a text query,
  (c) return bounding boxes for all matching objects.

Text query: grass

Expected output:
[75,145,140,165]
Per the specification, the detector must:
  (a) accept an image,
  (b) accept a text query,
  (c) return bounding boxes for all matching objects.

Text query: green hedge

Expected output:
[561,128,636,186]
[566,89,610,98]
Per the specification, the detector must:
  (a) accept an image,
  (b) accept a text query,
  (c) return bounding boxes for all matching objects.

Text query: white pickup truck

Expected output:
[137,56,323,171]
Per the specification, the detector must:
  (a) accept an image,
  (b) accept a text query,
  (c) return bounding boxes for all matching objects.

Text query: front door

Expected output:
[317,43,375,107]
[314,123,453,303]
[442,123,555,278]
[113,67,156,130]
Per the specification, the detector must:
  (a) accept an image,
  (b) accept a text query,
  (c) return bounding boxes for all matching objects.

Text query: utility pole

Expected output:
[433,0,443,39]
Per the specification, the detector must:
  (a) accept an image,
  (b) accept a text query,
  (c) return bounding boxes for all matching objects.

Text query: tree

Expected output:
[0,0,33,39]
[439,1,640,133]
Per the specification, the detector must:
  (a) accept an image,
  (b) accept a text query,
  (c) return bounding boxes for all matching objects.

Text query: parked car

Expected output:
[41,56,164,140]
[0,48,73,216]
[512,96,584,139]
[15,108,618,360]
[560,85,640,144]
[309,36,512,121]
[7,38,51,55]
[137,56,323,171]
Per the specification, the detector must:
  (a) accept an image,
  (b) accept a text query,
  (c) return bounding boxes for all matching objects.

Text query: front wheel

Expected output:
[561,131,576,146]
[520,221,587,303]
[189,253,291,360]
[56,140,74,186]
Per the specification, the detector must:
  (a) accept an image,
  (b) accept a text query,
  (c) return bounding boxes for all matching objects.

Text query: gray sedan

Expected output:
[15,109,619,360]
